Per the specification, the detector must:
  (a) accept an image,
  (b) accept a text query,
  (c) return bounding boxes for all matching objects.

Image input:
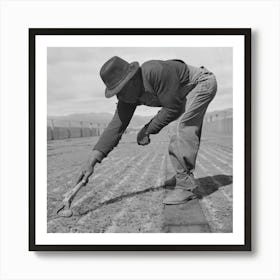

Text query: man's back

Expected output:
[141,59,197,109]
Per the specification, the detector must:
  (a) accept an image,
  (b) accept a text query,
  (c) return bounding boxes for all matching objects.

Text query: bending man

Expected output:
[76,56,217,204]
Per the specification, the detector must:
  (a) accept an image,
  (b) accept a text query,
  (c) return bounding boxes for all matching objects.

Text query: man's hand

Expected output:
[76,160,95,185]
[137,125,151,146]
[75,150,103,185]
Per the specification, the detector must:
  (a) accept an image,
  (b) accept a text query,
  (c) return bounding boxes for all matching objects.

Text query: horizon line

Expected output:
[47,107,233,118]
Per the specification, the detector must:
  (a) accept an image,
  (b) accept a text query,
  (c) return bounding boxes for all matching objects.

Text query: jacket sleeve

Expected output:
[93,101,137,157]
[145,106,182,134]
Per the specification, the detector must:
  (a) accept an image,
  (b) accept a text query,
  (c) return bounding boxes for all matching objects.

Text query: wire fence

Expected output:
[203,117,233,135]
[47,111,233,141]
[203,110,233,135]
[47,119,107,141]
[168,110,233,137]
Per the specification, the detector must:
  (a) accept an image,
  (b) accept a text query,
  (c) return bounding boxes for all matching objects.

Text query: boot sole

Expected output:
[162,194,197,205]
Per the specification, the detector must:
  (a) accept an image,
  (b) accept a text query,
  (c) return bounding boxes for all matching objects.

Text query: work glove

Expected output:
[137,125,151,146]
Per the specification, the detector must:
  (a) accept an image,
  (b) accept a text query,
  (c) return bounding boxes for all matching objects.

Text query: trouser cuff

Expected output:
[175,172,197,191]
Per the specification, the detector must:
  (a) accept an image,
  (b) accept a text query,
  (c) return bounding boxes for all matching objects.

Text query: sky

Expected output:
[47,47,232,117]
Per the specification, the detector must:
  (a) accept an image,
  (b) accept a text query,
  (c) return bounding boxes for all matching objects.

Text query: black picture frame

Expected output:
[29,28,251,251]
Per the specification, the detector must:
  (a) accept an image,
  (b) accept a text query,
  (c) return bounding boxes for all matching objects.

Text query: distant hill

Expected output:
[48,108,233,129]
[48,112,153,128]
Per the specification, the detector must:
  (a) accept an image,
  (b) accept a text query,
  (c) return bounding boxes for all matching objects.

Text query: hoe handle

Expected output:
[57,178,88,217]
[63,180,86,204]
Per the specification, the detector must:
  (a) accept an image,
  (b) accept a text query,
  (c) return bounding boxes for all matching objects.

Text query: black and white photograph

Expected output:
[29,29,251,250]
[5,0,280,278]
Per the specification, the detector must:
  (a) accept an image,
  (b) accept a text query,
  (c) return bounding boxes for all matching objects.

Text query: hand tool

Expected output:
[56,179,87,218]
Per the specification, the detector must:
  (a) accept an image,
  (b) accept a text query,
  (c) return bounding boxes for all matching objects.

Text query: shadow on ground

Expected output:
[163,174,233,197]
[76,184,166,216]
[74,174,232,217]
[196,174,233,197]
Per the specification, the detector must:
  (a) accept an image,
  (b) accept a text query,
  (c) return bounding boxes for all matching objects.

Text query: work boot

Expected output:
[163,173,198,205]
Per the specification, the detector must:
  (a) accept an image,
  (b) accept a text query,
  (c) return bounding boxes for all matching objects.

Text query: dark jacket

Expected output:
[93,60,200,159]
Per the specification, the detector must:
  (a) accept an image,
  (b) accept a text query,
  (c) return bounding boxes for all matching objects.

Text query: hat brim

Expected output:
[104,62,139,98]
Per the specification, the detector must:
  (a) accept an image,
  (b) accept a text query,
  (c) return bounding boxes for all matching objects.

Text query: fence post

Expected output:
[80,121,83,137]
[67,120,71,138]
[50,119,55,140]
[90,122,93,136]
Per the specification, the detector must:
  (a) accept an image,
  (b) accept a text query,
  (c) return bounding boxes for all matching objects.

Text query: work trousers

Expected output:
[168,66,217,189]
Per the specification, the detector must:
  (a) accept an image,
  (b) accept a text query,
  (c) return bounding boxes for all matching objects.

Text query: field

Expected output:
[47,130,232,233]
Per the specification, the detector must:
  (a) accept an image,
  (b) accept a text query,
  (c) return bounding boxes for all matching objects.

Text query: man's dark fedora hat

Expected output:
[100,56,139,98]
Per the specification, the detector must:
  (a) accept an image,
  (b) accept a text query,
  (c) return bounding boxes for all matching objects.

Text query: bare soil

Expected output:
[47,131,233,233]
